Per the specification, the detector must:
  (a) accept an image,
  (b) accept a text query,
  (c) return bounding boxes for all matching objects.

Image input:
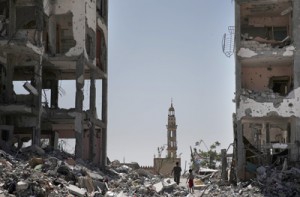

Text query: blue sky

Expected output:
[107,0,235,168]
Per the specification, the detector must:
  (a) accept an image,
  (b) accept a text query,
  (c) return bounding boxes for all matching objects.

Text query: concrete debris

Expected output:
[0,147,299,196]
[66,184,87,197]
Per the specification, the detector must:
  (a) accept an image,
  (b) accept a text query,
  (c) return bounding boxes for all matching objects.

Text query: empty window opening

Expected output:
[96,29,107,72]
[1,129,9,141]
[58,138,75,154]
[55,14,75,54]
[273,27,288,41]
[269,76,290,96]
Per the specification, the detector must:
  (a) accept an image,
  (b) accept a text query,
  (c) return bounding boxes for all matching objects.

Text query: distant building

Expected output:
[233,0,298,180]
[153,101,181,176]
[0,0,108,167]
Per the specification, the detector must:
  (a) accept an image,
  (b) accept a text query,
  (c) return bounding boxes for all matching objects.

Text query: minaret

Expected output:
[166,100,177,158]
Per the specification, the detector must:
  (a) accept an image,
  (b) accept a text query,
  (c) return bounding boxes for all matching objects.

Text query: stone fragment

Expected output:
[66,184,86,197]
[153,181,163,193]
[65,158,76,166]
[78,176,94,193]
[16,181,28,191]
[29,157,44,168]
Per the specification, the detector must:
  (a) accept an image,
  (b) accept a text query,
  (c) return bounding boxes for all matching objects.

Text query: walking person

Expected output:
[171,162,182,185]
[186,169,194,193]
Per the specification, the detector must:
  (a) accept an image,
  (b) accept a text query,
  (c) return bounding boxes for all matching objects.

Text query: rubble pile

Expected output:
[0,147,192,197]
[0,146,299,196]
[0,147,111,197]
[108,165,189,196]
[256,165,300,197]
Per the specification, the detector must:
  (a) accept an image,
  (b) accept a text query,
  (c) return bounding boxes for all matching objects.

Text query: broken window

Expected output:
[269,76,290,96]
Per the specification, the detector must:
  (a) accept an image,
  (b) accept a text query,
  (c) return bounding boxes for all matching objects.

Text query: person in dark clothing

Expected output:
[171,162,182,185]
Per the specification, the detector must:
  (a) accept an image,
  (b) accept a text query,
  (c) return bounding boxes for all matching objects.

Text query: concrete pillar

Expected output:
[221,149,228,181]
[293,0,300,88]
[89,72,96,162]
[101,78,108,167]
[265,123,270,163]
[32,59,42,146]
[290,118,300,161]
[5,54,14,103]
[50,131,59,149]
[50,80,58,108]
[48,15,56,55]
[75,55,84,159]
[235,2,242,108]
[236,121,245,181]
[234,0,246,181]
[8,0,16,39]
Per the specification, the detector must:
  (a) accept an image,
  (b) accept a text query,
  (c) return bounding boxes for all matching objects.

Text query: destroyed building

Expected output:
[0,0,108,167]
[233,0,300,180]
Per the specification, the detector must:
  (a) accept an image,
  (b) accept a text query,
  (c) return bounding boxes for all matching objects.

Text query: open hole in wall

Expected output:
[58,138,75,154]
[1,129,9,141]
[57,80,74,109]
[241,65,293,94]
[96,0,108,24]
[55,14,75,55]
[96,28,107,72]
[269,76,291,96]
[240,2,292,45]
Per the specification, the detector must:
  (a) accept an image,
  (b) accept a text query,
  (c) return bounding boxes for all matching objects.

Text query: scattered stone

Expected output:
[66,184,87,197]
[16,181,28,191]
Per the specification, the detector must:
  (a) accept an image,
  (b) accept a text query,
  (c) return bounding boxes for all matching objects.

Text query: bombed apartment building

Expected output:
[233,0,300,180]
[0,0,108,167]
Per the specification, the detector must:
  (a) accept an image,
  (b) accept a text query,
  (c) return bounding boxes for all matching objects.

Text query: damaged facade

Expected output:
[234,0,300,180]
[0,0,108,166]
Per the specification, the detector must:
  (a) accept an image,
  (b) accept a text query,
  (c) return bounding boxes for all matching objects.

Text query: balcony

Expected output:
[236,87,300,120]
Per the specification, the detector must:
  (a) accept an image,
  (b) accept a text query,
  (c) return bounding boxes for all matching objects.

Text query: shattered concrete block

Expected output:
[116,191,129,197]
[104,191,116,197]
[162,178,177,188]
[16,181,28,191]
[153,181,163,193]
[65,158,76,166]
[29,157,44,168]
[78,176,94,193]
[66,184,86,197]
[34,164,43,171]
[87,171,103,180]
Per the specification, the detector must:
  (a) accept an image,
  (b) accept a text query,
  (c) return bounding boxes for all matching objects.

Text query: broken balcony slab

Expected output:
[0,104,33,114]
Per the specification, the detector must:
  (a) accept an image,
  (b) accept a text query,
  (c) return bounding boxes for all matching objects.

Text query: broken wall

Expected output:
[242,66,292,92]
[153,158,181,176]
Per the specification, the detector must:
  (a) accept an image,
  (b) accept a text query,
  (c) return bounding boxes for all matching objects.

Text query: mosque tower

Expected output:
[166,100,178,158]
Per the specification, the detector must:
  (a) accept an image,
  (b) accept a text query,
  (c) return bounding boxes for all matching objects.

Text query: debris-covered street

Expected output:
[2,0,300,196]
[0,146,299,196]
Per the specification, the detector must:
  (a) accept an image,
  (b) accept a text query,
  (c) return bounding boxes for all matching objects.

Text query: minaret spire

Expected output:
[166,100,177,158]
